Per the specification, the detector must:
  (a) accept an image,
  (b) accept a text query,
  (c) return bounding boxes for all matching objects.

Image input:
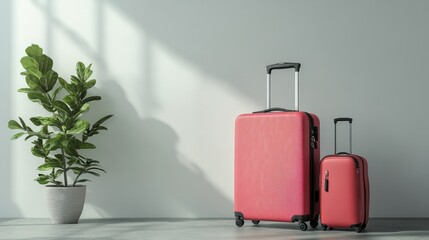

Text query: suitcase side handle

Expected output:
[334,117,353,154]
[265,62,301,110]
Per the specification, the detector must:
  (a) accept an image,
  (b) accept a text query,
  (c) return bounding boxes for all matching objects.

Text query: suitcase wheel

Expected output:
[310,217,318,229]
[251,220,260,225]
[299,222,308,231]
[322,224,328,231]
[235,218,244,227]
[354,226,363,233]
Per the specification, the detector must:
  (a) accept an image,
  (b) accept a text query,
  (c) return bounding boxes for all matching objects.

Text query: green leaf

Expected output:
[18,88,43,94]
[64,83,77,95]
[83,171,100,177]
[31,146,46,157]
[81,89,87,99]
[63,95,77,108]
[87,167,106,173]
[84,79,96,89]
[36,54,53,74]
[11,132,26,140]
[58,78,77,95]
[35,174,50,185]
[97,126,108,131]
[18,117,27,130]
[26,75,43,90]
[54,154,64,162]
[25,134,36,141]
[79,103,90,114]
[37,162,62,171]
[42,125,49,134]
[93,114,113,128]
[54,169,64,178]
[52,100,71,115]
[30,117,42,126]
[76,62,86,80]
[27,93,50,105]
[25,131,50,140]
[8,120,22,130]
[20,56,42,79]
[41,70,58,91]
[25,44,43,58]
[68,120,89,134]
[76,179,91,183]
[44,136,61,151]
[83,64,93,81]
[71,75,80,84]
[67,156,79,166]
[70,167,83,175]
[80,142,96,149]
[58,77,67,88]
[52,86,63,100]
[81,96,101,104]
[38,116,61,127]
[65,146,79,157]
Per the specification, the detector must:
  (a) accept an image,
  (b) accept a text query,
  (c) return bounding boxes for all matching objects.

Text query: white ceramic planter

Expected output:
[45,185,86,224]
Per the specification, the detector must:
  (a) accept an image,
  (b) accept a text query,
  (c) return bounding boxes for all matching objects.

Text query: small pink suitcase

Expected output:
[234,63,320,231]
[320,118,370,233]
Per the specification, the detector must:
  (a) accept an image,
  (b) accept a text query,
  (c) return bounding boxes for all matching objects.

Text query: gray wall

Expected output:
[1,0,428,218]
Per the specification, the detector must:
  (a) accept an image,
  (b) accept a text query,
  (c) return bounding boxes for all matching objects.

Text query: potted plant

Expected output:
[8,44,113,224]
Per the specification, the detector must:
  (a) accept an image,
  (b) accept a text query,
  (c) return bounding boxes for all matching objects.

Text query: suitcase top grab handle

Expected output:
[265,62,301,110]
[334,117,353,154]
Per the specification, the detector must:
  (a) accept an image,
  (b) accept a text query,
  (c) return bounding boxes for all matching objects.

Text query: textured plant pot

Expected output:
[45,185,86,224]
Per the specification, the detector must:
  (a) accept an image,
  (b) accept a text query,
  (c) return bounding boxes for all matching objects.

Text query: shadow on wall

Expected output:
[25,0,232,218]
[85,80,231,218]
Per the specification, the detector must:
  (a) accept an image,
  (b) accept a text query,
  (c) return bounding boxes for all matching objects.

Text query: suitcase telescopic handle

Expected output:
[266,63,301,74]
[334,117,353,154]
[265,62,301,110]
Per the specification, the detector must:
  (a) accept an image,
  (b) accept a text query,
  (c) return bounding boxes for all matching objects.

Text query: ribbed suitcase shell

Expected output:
[320,154,370,230]
[234,111,320,224]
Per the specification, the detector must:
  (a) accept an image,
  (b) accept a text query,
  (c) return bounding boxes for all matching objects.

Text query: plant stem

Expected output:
[61,148,68,187]
[73,166,85,187]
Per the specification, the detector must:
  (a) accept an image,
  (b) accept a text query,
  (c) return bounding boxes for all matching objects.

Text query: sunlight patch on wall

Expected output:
[11,0,53,218]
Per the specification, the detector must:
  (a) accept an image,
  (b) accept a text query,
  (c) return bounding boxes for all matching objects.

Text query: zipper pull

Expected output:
[324,171,329,192]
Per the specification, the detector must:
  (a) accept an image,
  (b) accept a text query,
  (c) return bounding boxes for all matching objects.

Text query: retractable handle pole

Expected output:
[334,117,353,154]
[265,62,301,110]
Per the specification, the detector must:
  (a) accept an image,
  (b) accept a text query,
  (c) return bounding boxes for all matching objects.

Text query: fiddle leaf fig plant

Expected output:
[8,44,113,187]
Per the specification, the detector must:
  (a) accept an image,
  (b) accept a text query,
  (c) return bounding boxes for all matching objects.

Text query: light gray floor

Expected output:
[0,218,428,240]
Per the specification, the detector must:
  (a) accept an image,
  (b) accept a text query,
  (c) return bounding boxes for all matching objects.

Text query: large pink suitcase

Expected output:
[320,118,370,233]
[234,63,320,231]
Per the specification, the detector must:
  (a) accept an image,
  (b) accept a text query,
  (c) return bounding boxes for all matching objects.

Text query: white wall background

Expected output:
[1,0,429,218]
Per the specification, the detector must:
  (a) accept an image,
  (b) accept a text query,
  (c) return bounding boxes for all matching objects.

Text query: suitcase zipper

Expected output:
[304,113,316,220]
[355,156,368,227]
[355,159,360,173]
